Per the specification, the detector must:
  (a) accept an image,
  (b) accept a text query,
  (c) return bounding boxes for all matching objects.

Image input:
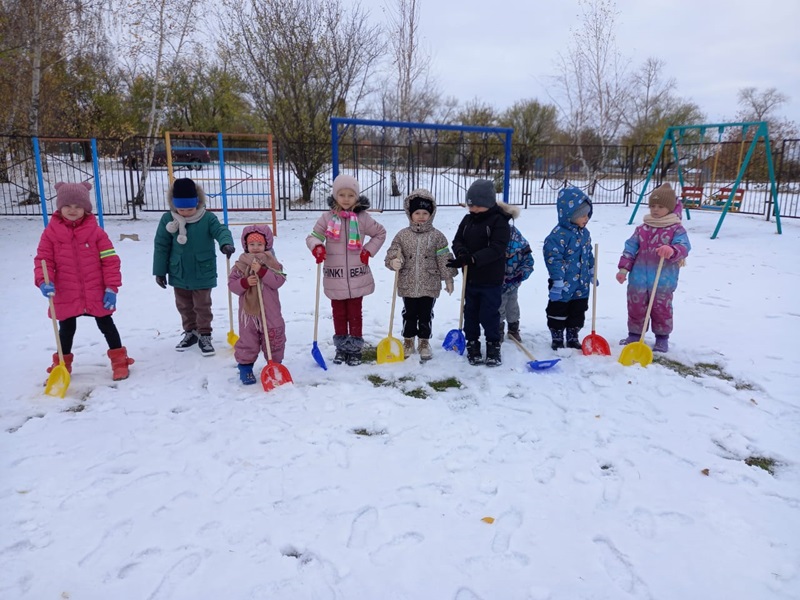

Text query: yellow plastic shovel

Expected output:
[376,271,404,364]
[42,260,70,398]
[226,257,239,347]
[619,256,665,368]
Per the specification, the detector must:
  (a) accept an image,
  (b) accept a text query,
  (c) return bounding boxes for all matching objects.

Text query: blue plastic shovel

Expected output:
[311,262,327,370]
[442,265,467,355]
[509,336,561,371]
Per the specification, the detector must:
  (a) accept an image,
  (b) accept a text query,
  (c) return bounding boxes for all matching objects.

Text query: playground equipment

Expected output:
[629,121,781,239]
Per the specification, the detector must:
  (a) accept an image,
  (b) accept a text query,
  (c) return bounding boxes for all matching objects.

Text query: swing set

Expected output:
[629,121,782,239]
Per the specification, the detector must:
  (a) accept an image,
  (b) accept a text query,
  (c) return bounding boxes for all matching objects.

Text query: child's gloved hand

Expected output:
[221,244,236,258]
[445,280,454,295]
[389,257,403,271]
[446,254,474,269]
[155,276,167,289]
[311,245,326,264]
[548,280,564,301]
[360,249,371,265]
[656,245,674,259]
[39,282,55,297]
[103,289,117,310]
[615,269,627,284]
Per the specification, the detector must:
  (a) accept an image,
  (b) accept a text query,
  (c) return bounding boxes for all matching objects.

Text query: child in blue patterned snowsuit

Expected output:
[543,186,595,350]
[499,203,534,343]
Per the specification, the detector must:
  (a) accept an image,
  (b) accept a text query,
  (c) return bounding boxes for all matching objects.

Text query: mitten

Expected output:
[311,245,326,264]
[446,254,474,269]
[103,289,117,310]
[155,275,167,289]
[548,280,565,301]
[389,257,403,271]
[445,279,454,295]
[360,249,371,265]
[39,282,55,297]
[656,245,675,259]
[221,244,236,259]
[615,269,627,284]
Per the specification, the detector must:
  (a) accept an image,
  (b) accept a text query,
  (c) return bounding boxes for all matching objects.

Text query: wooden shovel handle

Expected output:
[639,256,665,343]
[41,260,65,365]
[313,262,322,342]
[458,264,468,331]
[387,271,399,338]
[591,243,599,332]
[253,262,273,362]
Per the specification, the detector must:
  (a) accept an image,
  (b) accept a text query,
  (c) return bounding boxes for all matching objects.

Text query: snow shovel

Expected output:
[582,243,611,356]
[225,257,239,347]
[509,336,560,371]
[254,264,293,391]
[42,260,70,398]
[311,262,327,370]
[442,265,467,355]
[376,271,404,364]
[619,256,665,368]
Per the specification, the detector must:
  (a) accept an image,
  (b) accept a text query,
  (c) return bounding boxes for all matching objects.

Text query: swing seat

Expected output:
[681,186,704,209]
[714,187,744,212]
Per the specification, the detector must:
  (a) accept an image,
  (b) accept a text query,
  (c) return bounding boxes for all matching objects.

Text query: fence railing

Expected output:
[2,134,799,220]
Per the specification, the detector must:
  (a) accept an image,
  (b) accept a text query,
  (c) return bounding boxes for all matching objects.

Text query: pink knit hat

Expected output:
[332,174,360,197]
[55,181,93,213]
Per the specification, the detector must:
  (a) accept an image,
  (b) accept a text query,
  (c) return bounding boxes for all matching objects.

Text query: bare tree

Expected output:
[110,0,202,204]
[221,0,384,202]
[733,87,798,141]
[550,0,628,180]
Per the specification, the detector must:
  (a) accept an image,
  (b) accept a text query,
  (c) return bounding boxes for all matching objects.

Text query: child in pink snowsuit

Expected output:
[228,225,286,385]
[616,183,691,353]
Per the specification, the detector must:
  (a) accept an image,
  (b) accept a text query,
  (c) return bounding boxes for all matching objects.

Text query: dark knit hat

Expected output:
[55,181,93,213]
[571,200,591,222]
[409,196,434,214]
[649,183,677,212]
[172,178,199,209]
[466,179,496,208]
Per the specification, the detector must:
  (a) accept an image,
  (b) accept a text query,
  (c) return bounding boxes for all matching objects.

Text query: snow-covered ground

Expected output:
[1,202,798,600]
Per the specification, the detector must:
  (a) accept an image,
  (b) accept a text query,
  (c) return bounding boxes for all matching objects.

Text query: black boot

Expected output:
[550,328,565,350]
[485,341,502,367]
[333,334,348,364]
[466,340,483,366]
[507,321,521,343]
[566,327,582,349]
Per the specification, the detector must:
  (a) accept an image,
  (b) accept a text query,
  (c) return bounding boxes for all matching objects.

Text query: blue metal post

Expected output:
[90,138,105,229]
[331,118,341,179]
[217,132,229,226]
[32,137,48,227]
[503,131,512,203]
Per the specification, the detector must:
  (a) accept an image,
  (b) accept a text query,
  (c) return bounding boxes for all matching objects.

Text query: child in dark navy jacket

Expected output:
[542,186,595,350]
[447,179,512,366]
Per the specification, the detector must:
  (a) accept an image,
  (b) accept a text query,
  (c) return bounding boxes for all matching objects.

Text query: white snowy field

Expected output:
[1,203,798,600]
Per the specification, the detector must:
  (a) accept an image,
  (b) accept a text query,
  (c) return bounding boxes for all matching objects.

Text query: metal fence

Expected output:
[2,134,799,220]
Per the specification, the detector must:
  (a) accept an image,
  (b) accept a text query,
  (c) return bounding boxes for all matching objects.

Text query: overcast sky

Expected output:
[357,0,800,128]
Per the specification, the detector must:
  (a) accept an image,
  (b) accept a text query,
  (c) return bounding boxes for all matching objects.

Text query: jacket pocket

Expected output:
[169,255,183,279]
[196,251,216,276]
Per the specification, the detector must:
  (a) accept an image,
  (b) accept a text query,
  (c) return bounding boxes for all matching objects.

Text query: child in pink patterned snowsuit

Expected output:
[228,224,286,385]
[616,183,691,353]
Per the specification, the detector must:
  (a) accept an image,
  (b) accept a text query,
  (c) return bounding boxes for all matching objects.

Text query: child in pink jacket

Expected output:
[306,174,386,366]
[228,225,287,385]
[34,181,134,381]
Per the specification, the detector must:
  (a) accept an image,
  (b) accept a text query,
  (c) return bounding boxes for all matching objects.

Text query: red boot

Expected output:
[107,347,135,381]
[47,352,74,374]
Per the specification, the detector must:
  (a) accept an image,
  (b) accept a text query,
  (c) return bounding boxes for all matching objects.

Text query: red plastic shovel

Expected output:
[582,243,611,356]
[254,263,293,391]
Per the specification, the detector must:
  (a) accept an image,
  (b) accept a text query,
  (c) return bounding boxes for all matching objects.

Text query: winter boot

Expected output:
[346,352,363,366]
[238,363,257,385]
[566,327,582,349]
[345,335,364,366]
[466,340,483,366]
[550,328,565,350]
[175,330,199,351]
[619,332,641,345]
[333,349,347,365]
[485,341,502,367]
[47,352,74,374]
[333,334,348,365]
[418,338,433,361]
[403,337,416,357]
[653,335,669,353]
[499,322,505,343]
[197,333,215,357]
[507,321,522,343]
[107,347,135,381]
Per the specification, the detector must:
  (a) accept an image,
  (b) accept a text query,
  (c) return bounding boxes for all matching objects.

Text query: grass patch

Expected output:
[428,377,462,392]
[64,404,85,413]
[366,374,391,387]
[352,427,387,437]
[404,387,429,399]
[361,346,377,363]
[654,357,756,389]
[744,455,777,475]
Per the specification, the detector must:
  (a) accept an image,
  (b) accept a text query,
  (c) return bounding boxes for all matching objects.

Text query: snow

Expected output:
[1,203,799,600]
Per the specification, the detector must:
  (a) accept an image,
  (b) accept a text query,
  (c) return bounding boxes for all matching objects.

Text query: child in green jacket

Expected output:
[153,178,235,356]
